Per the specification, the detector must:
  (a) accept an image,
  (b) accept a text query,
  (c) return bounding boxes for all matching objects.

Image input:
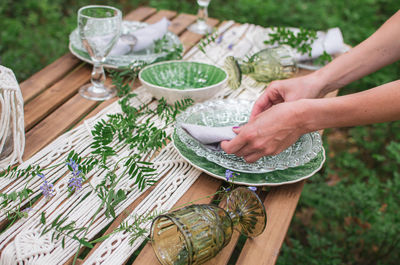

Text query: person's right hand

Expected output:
[249,73,326,121]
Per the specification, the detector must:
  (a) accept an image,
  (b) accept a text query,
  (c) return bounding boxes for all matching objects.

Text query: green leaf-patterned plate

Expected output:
[173,132,325,186]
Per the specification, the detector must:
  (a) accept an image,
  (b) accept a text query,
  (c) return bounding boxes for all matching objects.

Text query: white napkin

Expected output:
[181,123,237,151]
[109,17,170,56]
[292,27,346,61]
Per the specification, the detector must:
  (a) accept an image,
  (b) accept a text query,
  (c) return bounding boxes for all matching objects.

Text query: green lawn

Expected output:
[1,0,400,264]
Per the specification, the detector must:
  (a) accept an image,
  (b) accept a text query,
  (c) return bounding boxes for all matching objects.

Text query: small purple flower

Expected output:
[225,169,234,181]
[248,186,257,192]
[216,34,224,44]
[227,43,234,50]
[21,207,33,218]
[68,176,83,192]
[40,176,55,199]
[67,159,82,177]
[38,173,45,179]
[22,207,32,213]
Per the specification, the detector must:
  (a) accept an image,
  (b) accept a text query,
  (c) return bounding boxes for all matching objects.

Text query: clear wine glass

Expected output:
[188,0,213,34]
[78,5,122,101]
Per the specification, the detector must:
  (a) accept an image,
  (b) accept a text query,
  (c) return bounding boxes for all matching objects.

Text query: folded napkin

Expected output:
[181,123,237,151]
[109,17,170,56]
[292,27,346,61]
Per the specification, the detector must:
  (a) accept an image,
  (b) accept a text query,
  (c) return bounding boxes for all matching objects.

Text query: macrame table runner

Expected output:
[0,65,25,169]
[0,22,270,264]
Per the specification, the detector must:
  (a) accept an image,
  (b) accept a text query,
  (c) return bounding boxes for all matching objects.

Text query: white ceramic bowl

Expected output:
[138,60,227,104]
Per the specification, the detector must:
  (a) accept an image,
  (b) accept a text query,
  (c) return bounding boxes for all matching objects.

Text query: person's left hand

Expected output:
[221,100,307,163]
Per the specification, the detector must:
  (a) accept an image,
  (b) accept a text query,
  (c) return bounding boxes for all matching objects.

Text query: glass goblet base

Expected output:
[79,83,116,101]
[187,21,213,35]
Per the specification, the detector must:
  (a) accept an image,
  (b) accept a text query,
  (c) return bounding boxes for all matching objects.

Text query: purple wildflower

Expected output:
[225,169,233,181]
[39,176,55,199]
[66,159,83,192]
[68,176,83,192]
[21,207,33,218]
[227,43,234,50]
[38,173,45,179]
[216,34,224,44]
[248,186,257,192]
[22,207,32,213]
[66,159,82,177]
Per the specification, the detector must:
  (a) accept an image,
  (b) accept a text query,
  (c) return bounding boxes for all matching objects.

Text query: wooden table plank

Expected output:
[24,65,91,131]
[20,53,82,103]
[144,10,177,23]
[23,93,98,160]
[169,14,198,35]
[236,182,304,265]
[180,18,220,52]
[124,6,157,21]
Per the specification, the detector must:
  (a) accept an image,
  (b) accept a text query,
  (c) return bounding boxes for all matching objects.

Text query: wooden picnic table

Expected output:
[1,6,338,265]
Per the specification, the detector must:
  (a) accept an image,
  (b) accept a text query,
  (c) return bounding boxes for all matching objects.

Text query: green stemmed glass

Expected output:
[224,46,298,89]
[150,187,267,265]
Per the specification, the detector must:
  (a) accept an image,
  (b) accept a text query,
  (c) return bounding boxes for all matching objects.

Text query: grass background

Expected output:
[1,0,400,264]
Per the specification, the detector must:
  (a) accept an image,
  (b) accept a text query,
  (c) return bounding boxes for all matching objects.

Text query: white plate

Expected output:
[69,21,182,69]
[175,99,323,173]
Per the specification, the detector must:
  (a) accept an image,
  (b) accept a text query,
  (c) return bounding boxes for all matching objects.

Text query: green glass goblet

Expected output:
[224,46,298,89]
[150,187,267,265]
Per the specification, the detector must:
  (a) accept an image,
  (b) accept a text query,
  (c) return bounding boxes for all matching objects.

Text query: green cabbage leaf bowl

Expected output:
[139,60,227,104]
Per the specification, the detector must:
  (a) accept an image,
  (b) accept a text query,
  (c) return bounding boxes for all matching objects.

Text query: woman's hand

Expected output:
[221,100,308,163]
[249,73,326,121]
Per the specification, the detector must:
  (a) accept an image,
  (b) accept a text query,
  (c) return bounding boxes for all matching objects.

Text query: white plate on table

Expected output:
[69,20,182,69]
[175,99,323,174]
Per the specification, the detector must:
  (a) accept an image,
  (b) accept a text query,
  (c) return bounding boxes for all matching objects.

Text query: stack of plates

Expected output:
[173,99,325,186]
[69,21,182,69]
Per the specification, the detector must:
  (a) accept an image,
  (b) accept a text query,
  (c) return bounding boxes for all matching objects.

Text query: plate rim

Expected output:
[175,98,322,173]
[68,20,182,69]
[172,132,326,186]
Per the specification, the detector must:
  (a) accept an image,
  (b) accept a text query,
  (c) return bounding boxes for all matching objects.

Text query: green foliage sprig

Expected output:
[198,30,219,54]
[265,27,332,63]
[265,27,317,57]
[153,35,183,62]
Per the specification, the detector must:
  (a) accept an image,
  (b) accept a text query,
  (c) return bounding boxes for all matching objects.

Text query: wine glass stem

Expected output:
[197,4,209,27]
[91,62,106,89]
[228,210,241,227]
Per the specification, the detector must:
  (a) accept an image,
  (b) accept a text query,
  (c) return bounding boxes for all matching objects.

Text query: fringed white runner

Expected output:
[0,65,25,169]
[0,21,269,264]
